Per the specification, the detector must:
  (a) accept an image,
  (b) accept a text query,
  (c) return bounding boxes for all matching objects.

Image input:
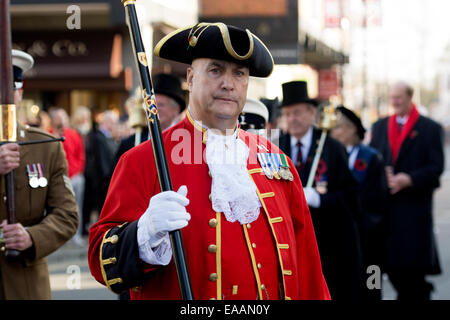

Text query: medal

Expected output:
[269,153,281,180]
[257,153,273,179]
[27,164,39,188]
[37,163,48,188]
[280,154,294,181]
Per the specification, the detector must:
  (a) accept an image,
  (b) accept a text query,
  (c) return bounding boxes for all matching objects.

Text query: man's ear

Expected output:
[186,67,194,92]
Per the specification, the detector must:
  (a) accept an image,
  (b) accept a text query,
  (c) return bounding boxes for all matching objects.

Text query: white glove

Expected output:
[137,185,190,265]
[303,187,321,208]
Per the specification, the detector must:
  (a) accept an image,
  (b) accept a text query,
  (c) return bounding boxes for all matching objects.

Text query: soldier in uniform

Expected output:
[0,50,78,299]
[88,23,330,300]
[278,81,364,300]
[331,105,389,300]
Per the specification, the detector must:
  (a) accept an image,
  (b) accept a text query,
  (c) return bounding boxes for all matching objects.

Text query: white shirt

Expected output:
[396,115,409,125]
[346,145,360,170]
[290,126,313,164]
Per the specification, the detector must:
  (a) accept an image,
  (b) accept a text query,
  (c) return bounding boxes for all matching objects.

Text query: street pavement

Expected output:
[48,144,450,300]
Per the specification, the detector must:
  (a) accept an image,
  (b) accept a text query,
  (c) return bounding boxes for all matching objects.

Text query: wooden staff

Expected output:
[121,0,194,300]
[0,0,21,260]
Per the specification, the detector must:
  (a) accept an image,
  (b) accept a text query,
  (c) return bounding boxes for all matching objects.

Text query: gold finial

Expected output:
[318,105,337,130]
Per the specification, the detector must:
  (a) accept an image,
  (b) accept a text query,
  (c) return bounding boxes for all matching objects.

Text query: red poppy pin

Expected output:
[354,159,367,171]
[316,160,327,175]
[409,130,418,139]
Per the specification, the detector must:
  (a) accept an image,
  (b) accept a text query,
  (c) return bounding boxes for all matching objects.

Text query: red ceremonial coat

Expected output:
[88,111,330,300]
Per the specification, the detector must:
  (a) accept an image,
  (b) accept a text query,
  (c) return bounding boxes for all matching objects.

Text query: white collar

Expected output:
[396,114,409,125]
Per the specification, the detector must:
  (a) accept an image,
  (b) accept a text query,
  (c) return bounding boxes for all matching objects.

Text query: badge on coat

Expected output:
[257,153,293,181]
[26,163,48,188]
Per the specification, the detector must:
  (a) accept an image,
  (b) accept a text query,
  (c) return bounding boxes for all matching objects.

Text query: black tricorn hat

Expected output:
[337,105,366,140]
[154,22,274,78]
[153,73,186,112]
[281,81,318,108]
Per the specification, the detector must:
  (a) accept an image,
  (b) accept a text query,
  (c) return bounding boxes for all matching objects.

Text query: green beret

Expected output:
[154,22,274,78]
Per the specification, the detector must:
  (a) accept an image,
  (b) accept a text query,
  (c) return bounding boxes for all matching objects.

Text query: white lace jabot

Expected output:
[204,127,261,224]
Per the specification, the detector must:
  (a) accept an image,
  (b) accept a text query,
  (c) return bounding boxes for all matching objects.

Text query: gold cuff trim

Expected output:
[278,244,290,249]
[270,217,283,223]
[248,168,263,174]
[102,257,117,265]
[107,278,123,286]
[99,228,114,291]
[283,270,292,276]
[285,296,292,300]
[104,235,119,244]
[260,192,275,199]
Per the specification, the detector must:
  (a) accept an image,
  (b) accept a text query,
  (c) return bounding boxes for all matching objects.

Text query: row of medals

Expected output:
[29,173,48,188]
[263,165,293,181]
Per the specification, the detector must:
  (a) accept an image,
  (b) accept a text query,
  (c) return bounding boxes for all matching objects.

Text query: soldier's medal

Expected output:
[280,154,294,181]
[37,163,48,188]
[275,154,289,180]
[257,153,273,179]
[27,164,39,188]
[269,153,281,180]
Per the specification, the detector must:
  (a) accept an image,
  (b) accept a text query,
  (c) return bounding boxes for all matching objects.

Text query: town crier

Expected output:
[88,22,330,300]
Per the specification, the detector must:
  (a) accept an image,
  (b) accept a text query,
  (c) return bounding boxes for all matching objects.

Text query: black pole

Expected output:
[121,0,194,300]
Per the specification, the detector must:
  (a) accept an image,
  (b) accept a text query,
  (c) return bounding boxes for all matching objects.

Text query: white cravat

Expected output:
[205,128,261,224]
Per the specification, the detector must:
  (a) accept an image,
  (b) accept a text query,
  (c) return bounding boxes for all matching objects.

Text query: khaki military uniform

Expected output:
[0,125,78,299]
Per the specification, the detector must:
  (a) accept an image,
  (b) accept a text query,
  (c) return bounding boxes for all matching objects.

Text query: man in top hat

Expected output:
[370,81,444,300]
[88,22,330,300]
[278,81,363,300]
[239,98,269,131]
[0,50,78,299]
[114,73,186,165]
[331,105,389,300]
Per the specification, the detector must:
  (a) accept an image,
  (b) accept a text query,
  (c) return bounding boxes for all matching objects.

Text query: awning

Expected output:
[12,30,129,90]
[299,32,349,68]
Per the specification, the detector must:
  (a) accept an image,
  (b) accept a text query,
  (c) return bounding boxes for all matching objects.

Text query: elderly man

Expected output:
[278,81,363,300]
[370,81,444,300]
[0,50,78,299]
[88,23,330,300]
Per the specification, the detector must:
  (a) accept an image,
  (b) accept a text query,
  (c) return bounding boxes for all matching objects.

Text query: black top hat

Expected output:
[281,81,318,108]
[336,105,366,140]
[153,73,186,113]
[154,22,273,78]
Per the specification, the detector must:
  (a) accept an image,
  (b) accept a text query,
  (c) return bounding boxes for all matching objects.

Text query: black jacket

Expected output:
[370,115,444,274]
[279,128,364,300]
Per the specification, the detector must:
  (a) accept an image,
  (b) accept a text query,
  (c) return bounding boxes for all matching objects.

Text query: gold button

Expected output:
[208,194,212,201]
[209,218,217,228]
[110,235,119,244]
[246,224,251,229]
[261,284,266,290]
[209,273,218,281]
[208,171,212,178]
[208,244,217,253]
[257,263,262,269]
[252,243,256,249]
[209,298,216,300]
